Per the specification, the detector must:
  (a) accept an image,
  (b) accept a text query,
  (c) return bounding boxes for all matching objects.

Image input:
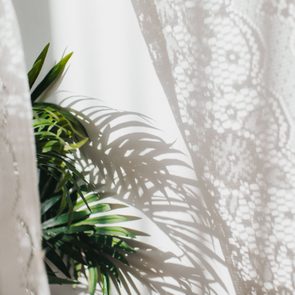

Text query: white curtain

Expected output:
[0,0,49,294]
[131,0,295,294]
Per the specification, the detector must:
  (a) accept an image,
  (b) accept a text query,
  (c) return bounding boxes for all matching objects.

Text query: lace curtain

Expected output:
[131,0,295,294]
[0,0,49,294]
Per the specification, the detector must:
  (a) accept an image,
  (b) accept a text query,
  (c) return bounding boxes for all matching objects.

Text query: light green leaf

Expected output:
[88,266,98,295]
[102,274,110,295]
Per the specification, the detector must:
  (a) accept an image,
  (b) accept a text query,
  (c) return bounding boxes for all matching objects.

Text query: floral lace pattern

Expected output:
[132,0,295,293]
[0,0,49,294]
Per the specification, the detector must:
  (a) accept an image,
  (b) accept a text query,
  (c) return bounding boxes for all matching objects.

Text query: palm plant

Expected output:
[29,44,142,295]
[29,44,227,295]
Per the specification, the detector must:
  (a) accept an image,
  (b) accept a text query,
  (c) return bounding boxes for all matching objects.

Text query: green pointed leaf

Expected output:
[116,241,136,253]
[74,194,100,210]
[88,266,98,295]
[48,275,79,285]
[102,274,110,295]
[42,210,89,229]
[28,43,50,89]
[64,137,89,151]
[45,224,95,237]
[31,52,73,102]
[76,202,127,214]
[41,195,60,215]
[42,140,59,153]
[94,226,147,238]
[59,242,86,264]
[46,248,71,278]
[76,215,140,226]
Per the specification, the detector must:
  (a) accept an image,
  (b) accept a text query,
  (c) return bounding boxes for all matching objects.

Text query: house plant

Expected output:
[29,44,141,295]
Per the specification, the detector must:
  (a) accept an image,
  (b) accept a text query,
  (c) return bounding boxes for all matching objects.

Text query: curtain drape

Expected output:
[131,0,295,294]
[0,0,49,294]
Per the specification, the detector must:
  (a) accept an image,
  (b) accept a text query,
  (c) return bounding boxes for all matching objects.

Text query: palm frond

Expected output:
[29,44,227,294]
[29,47,142,295]
[31,51,73,102]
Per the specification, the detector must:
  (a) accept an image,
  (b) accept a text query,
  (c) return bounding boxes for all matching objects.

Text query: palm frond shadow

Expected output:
[60,96,228,295]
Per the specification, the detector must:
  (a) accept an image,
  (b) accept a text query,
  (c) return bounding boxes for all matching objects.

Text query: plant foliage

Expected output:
[29,44,142,295]
[29,43,228,295]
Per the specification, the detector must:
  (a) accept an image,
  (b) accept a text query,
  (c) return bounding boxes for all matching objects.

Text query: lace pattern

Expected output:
[132,0,295,293]
[0,0,49,294]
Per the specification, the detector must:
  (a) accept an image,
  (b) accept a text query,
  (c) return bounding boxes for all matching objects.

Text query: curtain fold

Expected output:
[0,0,49,294]
[131,0,295,294]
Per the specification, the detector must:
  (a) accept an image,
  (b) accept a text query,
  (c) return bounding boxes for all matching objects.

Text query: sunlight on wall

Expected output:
[48,0,184,147]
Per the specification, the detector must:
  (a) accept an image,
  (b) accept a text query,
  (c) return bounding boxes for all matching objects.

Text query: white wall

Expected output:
[13,0,182,145]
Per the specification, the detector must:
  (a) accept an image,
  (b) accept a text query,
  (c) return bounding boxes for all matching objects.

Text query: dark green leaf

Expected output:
[46,248,71,278]
[42,210,89,229]
[41,195,60,215]
[31,52,73,102]
[48,275,79,285]
[28,43,50,88]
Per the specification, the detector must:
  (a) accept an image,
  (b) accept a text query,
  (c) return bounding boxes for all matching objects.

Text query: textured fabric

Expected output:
[131,0,295,294]
[0,0,49,294]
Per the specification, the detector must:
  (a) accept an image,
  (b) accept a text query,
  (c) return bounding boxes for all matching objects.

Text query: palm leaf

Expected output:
[30,47,142,295]
[31,52,73,102]
[28,43,50,88]
[88,267,99,295]
[31,45,226,294]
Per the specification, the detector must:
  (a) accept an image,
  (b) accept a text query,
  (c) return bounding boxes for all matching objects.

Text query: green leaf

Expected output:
[41,140,59,153]
[42,210,89,229]
[94,226,146,238]
[64,137,89,151]
[114,240,136,253]
[76,215,140,226]
[44,224,95,237]
[59,241,86,265]
[31,47,147,294]
[41,195,60,215]
[31,52,73,102]
[88,266,98,295]
[46,248,71,278]
[28,43,50,89]
[76,202,128,214]
[48,275,79,285]
[78,203,111,213]
[102,274,110,295]
[74,194,100,210]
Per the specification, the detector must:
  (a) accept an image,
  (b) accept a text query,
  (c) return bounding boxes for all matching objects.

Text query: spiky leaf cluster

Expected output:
[29,44,141,295]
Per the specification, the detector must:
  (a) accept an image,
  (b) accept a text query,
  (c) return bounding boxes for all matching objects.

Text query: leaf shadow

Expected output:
[59,95,228,295]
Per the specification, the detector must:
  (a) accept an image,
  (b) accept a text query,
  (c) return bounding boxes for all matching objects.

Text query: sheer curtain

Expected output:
[0,0,49,294]
[131,0,295,294]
